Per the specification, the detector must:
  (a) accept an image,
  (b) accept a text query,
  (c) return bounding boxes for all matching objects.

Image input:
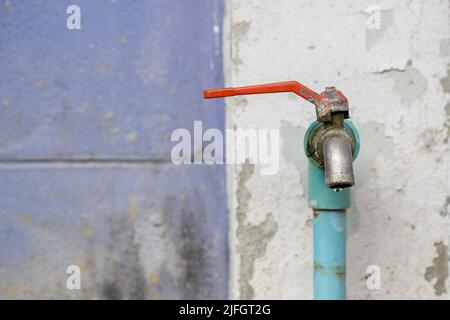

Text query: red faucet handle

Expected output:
[203,81,320,106]
[203,81,350,122]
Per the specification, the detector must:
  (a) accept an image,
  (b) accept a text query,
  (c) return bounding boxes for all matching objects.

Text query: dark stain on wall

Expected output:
[164,191,219,299]
[424,241,449,296]
[101,215,147,300]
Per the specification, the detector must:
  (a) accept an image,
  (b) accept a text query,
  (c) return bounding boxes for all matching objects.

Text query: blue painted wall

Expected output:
[0,0,227,299]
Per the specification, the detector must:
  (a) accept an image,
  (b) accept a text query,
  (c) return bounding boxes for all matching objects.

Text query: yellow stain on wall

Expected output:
[126,131,138,142]
[83,227,93,237]
[149,274,159,285]
[22,214,32,224]
[128,196,138,221]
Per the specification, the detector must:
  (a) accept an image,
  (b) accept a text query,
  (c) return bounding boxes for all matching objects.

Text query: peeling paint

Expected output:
[280,120,307,194]
[420,127,447,154]
[232,21,251,70]
[356,122,392,197]
[442,69,450,143]
[229,0,449,300]
[365,9,394,50]
[440,39,450,57]
[440,70,450,94]
[390,61,428,106]
[445,103,450,144]
[314,261,345,278]
[349,121,394,233]
[370,60,428,105]
[236,160,278,299]
[440,196,450,217]
[424,241,449,296]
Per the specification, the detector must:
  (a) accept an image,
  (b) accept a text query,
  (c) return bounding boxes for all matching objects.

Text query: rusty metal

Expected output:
[204,81,349,122]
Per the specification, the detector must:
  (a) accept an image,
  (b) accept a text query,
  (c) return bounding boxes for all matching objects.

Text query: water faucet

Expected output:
[204,81,357,190]
[203,80,360,300]
[306,110,356,191]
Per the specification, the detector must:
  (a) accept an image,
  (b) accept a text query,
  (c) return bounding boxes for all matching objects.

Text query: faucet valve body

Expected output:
[306,114,356,190]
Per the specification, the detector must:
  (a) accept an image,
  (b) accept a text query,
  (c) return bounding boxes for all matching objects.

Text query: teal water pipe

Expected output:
[203,81,360,300]
[305,120,360,299]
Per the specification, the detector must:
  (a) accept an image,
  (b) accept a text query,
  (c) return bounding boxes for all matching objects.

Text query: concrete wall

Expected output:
[226,0,450,299]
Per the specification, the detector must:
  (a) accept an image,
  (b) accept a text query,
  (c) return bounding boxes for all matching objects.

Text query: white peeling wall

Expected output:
[225,0,450,299]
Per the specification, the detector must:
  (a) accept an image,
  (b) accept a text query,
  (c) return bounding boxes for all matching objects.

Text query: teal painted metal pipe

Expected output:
[314,209,346,299]
[304,120,360,300]
[310,161,348,300]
